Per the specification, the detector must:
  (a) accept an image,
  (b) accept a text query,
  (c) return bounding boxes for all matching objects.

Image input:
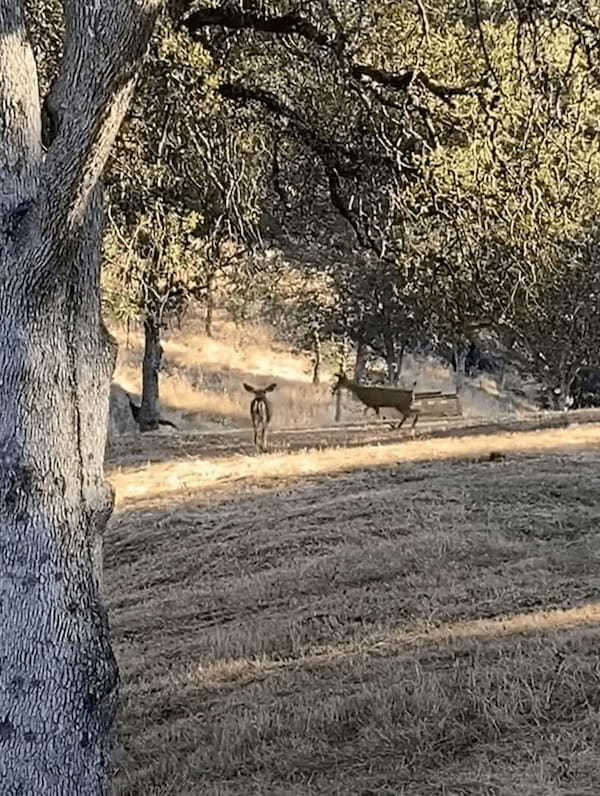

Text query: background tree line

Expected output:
[102,1,600,412]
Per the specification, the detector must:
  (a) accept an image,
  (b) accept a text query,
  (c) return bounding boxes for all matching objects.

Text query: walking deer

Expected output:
[244,382,277,452]
[332,372,419,429]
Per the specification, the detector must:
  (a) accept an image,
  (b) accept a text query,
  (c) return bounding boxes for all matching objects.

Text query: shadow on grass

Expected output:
[109,446,600,795]
[105,416,600,516]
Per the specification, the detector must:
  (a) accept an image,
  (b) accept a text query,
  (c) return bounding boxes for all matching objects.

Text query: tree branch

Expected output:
[39,0,161,242]
[0,1,42,225]
[218,82,380,247]
[181,7,330,47]
[352,64,485,106]
[180,3,486,105]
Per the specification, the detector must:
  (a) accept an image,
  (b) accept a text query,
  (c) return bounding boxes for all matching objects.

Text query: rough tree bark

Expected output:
[0,2,160,793]
[138,316,163,431]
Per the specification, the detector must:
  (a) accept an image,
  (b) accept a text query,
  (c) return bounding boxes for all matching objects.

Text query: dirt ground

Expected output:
[107,416,600,795]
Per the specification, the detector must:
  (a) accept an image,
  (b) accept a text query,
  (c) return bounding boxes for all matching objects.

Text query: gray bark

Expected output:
[0,1,160,792]
[138,317,163,431]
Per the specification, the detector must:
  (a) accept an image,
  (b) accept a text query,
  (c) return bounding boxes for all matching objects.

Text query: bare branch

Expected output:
[180,3,486,105]
[352,64,486,106]
[181,6,330,46]
[414,0,430,46]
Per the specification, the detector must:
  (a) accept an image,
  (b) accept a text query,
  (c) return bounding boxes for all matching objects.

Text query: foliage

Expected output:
[170,0,600,396]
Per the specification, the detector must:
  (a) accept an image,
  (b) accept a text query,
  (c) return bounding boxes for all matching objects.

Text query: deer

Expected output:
[332,372,419,429]
[243,382,277,452]
[126,393,178,430]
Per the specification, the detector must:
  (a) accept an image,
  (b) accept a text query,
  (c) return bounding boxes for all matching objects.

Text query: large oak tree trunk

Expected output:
[0,2,160,792]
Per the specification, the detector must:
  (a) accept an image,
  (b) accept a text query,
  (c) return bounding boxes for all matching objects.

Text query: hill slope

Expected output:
[108,308,536,435]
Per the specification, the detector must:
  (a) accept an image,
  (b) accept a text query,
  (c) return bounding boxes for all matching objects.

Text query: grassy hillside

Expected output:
[108,307,536,435]
[107,423,600,795]
[111,309,333,430]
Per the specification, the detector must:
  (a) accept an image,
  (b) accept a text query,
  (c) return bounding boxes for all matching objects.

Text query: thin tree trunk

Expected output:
[385,334,403,385]
[335,339,348,422]
[205,273,215,337]
[354,340,367,382]
[396,342,406,383]
[453,344,468,390]
[335,386,343,422]
[138,317,163,431]
[311,328,322,385]
[0,2,160,791]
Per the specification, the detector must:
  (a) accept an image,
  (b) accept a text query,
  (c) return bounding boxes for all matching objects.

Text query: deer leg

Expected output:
[411,410,419,429]
[252,414,261,451]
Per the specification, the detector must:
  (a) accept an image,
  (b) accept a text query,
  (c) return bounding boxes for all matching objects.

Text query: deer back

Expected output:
[250,395,271,426]
[346,380,415,410]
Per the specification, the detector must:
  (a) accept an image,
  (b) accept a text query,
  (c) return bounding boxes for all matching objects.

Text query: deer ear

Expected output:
[265,383,277,392]
[243,383,256,393]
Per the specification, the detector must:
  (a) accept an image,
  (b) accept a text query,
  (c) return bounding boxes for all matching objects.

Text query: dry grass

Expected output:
[109,422,600,509]
[111,311,334,430]
[109,309,535,436]
[107,420,600,795]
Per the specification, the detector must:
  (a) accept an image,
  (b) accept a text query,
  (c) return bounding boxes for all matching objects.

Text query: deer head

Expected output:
[243,383,277,397]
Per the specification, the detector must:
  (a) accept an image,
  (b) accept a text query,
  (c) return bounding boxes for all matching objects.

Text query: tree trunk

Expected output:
[555,370,577,411]
[334,339,348,422]
[138,317,163,431]
[205,273,215,337]
[354,340,367,382]
[311,328,322,385]
[384,334,404,385]
[0,193,120,793]
[453,344,468,390]
[0,2,160,791]
[335,386,343,422]
[396,342,406,383]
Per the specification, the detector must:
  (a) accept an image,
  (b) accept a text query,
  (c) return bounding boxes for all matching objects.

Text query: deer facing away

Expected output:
[333,372,419,429]
[244,382,277,451]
